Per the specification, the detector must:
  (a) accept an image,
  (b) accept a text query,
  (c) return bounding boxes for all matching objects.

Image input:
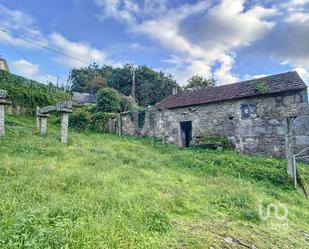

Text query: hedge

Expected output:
[0,70,70,109]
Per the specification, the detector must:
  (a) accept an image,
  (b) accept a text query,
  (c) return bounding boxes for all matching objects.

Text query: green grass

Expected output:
[0,115,309,248]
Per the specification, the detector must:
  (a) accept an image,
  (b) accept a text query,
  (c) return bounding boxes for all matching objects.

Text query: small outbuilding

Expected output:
[112,71,309,158]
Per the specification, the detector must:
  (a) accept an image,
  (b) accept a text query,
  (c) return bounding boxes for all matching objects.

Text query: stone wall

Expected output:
[115,90,309,158]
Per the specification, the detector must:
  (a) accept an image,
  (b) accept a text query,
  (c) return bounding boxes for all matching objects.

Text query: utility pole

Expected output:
[56,76,60,88]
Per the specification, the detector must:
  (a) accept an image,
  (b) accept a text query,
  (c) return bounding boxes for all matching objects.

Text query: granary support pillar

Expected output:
[36,114,50,136]
[0,90,11,137]
[60,112,69,144]
[0,105,5,137]
[40,117,48,135]
[285,117,297,186]
[116,113,121,136]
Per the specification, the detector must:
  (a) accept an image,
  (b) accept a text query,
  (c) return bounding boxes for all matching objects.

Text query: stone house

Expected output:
[72,92,97,105]
[110,71,309,158]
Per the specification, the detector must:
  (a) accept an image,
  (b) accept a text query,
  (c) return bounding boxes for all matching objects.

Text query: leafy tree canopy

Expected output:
[96,88,121,113]
[69,64,176,107]
[184,75,216,91]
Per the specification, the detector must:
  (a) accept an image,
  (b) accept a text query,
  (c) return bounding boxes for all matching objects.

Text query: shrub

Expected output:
[120,95,133,112]
[91,112,115,132]
[193,134,235,150]
[69,108,92,130]
[96,88,120,112]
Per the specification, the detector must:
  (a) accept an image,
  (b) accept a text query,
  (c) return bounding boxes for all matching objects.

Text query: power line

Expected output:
[0,26,90,65]
[0,32,58,80]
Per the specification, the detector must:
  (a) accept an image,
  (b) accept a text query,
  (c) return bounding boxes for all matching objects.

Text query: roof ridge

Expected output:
[156,71,307,109]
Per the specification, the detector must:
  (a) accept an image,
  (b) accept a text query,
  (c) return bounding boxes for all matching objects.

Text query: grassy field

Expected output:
[0,115,309,249]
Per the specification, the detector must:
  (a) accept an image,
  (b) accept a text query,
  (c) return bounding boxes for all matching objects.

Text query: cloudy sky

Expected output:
[0,0,309,86]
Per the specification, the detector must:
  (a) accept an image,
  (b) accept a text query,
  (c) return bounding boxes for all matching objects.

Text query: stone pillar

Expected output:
[0,105,4,137]
[40,117,47,135]
[36,107,40,130]
[116,114,121,136]
[285,117,296,185]
[0,90,11,137]
[60,112,69,144]
[36,117,40,130]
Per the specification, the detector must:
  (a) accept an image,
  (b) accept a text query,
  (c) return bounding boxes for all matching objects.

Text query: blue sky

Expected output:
[0,0,308,86]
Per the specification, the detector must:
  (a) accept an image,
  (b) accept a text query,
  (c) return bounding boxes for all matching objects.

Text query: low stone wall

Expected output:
[5,105,29,115]
[113,90,309,159]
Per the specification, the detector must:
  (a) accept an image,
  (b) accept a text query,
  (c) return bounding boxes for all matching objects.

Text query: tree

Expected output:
[184,75,216,91]
[70,63,111,93]
[69,63,176,106]
[120,95,133,112]
[96,88,121,112]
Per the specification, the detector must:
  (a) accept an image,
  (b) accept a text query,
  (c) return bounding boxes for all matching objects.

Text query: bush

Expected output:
[120,95,133,112]
[193,134,235,150]
[96,88,120,112]
[0,70,69,109]
[91,112,115,132]
[69,108,92,130]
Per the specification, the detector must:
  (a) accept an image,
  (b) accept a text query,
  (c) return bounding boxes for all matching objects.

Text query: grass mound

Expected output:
[0,115,308,248]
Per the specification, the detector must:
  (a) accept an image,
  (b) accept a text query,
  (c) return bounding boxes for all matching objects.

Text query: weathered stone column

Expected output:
[60,112,69,144]
[285,117,296,185]
[0,90,11,137]
[36,107,40,130]
[116,114,121,136]
[40,116,48,135]
[0,104,4,137]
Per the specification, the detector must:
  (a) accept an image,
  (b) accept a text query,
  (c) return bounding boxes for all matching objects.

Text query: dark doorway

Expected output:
[180,121,192,147]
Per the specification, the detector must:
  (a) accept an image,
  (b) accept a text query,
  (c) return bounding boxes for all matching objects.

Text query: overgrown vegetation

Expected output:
[96,88,121,113]
[68,107,115,132]
[0,70,69,109]
[184,75,216,91]
[0,115,308,248]
[256,81,269,93]
[193,134,235,150]
[70,63,175,106]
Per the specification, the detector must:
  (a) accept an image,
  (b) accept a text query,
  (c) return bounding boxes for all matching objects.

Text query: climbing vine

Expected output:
[0,70,70,109]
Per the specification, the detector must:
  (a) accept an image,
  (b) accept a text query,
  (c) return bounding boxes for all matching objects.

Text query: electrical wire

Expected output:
[0,32,58,80]
[0,26,89,66]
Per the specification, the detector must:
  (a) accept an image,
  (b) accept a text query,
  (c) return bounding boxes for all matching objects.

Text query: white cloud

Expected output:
[49,33,111,68]
[286,0,309,6]
[243,73,269,81]
[94,0,276,85]
[0,5,48,48]
[294,67,309,84]
[0,3,114,78]
[11,59,57,84]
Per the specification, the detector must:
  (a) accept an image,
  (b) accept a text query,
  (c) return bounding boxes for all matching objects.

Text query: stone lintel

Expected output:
[37,101,73,115]
[58,108,73,113]
[0,99,11,105]
[36,114,51,118]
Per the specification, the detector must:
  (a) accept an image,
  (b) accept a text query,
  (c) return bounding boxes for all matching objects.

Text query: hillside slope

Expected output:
[0,115,308,249]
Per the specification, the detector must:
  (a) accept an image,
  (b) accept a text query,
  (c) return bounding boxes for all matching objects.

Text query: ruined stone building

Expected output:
[110,72,309,158]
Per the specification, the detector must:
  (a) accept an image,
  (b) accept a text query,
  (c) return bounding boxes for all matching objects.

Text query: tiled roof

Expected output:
[72,92,97,104]
[156,71,307,109]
